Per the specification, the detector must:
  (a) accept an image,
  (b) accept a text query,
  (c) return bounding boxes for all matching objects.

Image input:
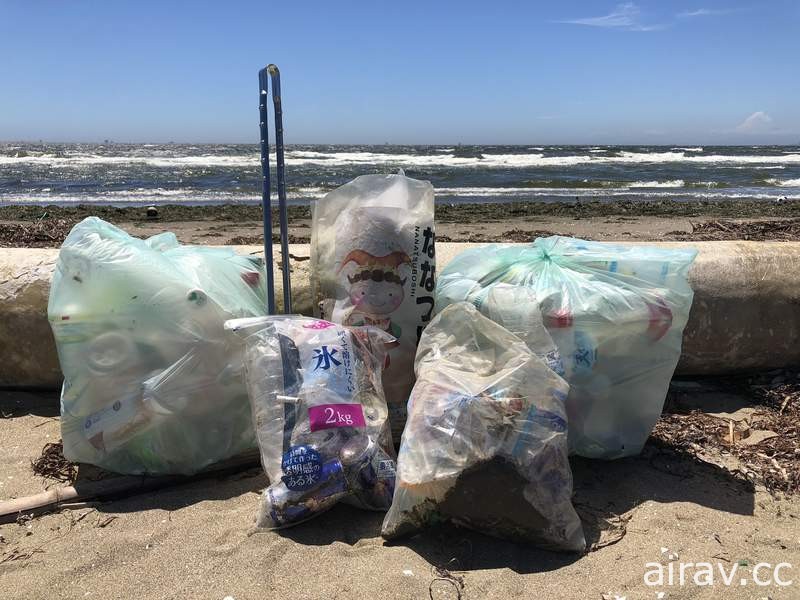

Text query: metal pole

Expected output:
[258,67,276,314]
[268,64,292,313]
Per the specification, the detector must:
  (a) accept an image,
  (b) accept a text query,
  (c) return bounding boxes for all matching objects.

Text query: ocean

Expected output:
[1,143,799,206]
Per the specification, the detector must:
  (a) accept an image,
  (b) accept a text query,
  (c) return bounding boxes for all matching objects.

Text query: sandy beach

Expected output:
[4,0,800,595]
[2,200,800,599]
[2,199,800,248]
[2,378,800,599]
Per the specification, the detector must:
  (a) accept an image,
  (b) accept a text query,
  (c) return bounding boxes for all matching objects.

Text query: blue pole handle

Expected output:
[268,64,292,314]
[258,67,276,314]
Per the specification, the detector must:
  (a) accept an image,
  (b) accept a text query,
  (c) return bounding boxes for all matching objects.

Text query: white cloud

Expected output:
[736,111,774,133]
[677,8,741,18]
[558,3,665,31]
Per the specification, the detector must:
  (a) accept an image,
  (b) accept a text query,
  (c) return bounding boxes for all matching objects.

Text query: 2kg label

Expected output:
[308,403,367,431]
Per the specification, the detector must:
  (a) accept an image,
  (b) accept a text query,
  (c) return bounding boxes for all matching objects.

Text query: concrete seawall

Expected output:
[2,241,799,388]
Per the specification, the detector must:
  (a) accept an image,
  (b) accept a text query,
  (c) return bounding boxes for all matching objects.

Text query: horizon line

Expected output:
[2,140,799,147]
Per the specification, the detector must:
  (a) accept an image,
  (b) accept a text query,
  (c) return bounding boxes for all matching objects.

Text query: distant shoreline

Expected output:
[2,198,799,223]
[2,199,799,248]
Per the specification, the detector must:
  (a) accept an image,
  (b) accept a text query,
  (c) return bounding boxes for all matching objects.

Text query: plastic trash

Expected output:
[381,302,585,551]
[48,217,266,475]
[225,316,397,529]
[311,171,435,440]
[435,236,697,459]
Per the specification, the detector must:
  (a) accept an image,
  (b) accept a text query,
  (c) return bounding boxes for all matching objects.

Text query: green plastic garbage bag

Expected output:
[435,236,697,459]
[48,217,266,475]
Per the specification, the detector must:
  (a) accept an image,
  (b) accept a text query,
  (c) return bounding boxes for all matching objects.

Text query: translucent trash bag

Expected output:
[435,236,697,459]
[311,171,436,441]
[382,302,585,552]
[48,217,266,475]
[225,316,397,529]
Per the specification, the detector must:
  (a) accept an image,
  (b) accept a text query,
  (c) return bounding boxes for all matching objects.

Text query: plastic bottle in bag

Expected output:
[434,236,697,459]
[225,316,397,529]
[49,217,265,474]
[381,302,585,551]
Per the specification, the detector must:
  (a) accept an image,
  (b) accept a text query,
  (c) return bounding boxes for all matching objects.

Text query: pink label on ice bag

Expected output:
[309,403,366,431]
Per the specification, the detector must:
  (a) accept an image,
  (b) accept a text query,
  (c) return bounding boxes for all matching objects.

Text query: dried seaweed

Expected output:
[0,216,77,247]
[436,228,567,243]
[31,441,78,484]
[429,564,465,600]
[0,547,45,564]
[667,218,800,241]
[228,233,309,245]
[650,373,800,495]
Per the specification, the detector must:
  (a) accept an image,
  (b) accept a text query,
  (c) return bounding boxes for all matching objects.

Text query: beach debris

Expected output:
[402,569,414,577]
[0,546,45,564]
[49,217,267,475]
[0,216,77,248]
[382,303,585,551]
[429,565,465,600]
[576,502,635,552]
[660,547,679,562]
[0,450,260,524]
[16,512,34,526]
[96,515,117,528]
[311,171,435,440]
[73,509,96,524]
[229,233,309,245]
[31,441,78,483]
[145,205,158,219]
[668,218,800,241]
[650,371,800,495]
[439,228,565,244]
[436,235,697,459]
[226,316,396,529]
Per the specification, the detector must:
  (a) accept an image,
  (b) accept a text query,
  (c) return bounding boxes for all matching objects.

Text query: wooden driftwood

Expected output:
[0,450,261,524]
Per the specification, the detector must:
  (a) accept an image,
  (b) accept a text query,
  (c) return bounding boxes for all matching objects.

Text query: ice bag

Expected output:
[311,171,435,440]
[435,236,697,459]
[226,316,396,529]
[48,217,266,475]
[381,302,585,551]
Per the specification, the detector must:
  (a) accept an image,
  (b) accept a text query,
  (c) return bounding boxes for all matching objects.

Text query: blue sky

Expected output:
[1,1,798,144]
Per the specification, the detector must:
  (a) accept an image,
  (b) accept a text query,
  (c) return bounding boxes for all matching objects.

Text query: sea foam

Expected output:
[4,149,800,169]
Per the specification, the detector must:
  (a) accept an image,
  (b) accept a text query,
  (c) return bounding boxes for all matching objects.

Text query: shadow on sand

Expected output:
[88,467,268,514]
[0,390,60,418]
[404,445,754,574]
[4,390,756,574]
[277,441,755,575]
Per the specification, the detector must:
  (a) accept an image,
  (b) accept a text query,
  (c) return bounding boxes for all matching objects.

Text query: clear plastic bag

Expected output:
[435,236,697,459]
[382,302,585,552]
[311,171,435,440]
[48,217,266,475]
[225,316,397,529]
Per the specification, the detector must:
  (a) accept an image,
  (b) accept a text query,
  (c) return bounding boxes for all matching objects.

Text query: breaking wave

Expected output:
[628,180,685,188]
[4,149,800,169]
